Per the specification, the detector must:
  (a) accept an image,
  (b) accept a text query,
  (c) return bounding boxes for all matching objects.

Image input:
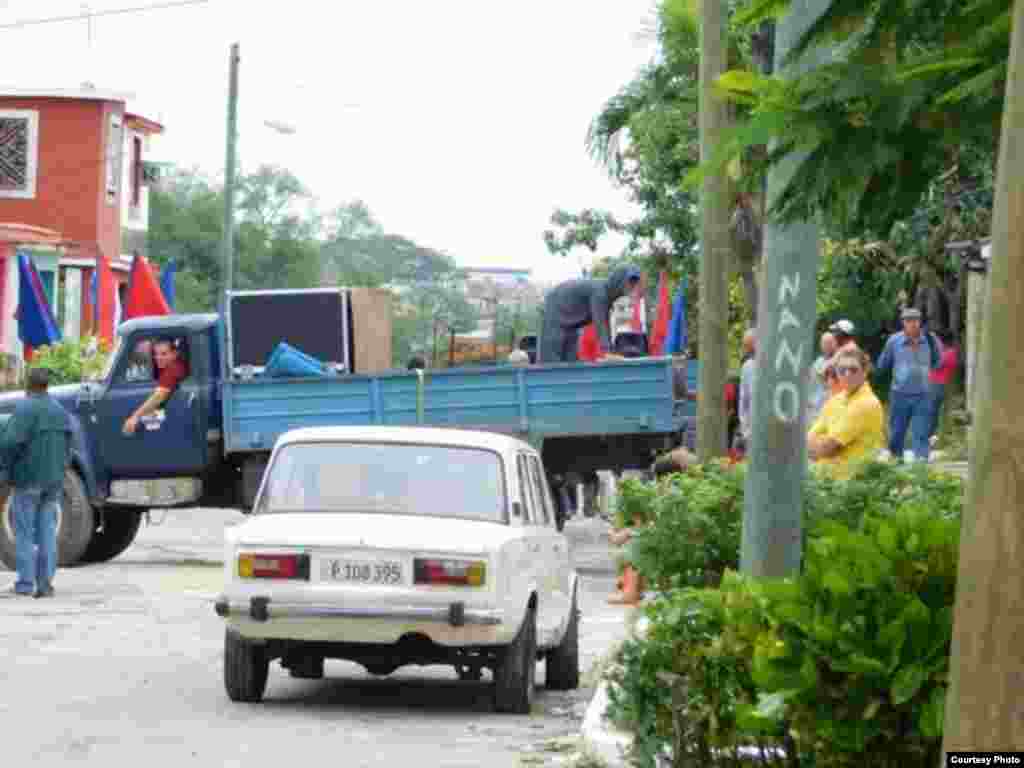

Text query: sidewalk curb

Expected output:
[580,679,633,767]
[576,605,646,768]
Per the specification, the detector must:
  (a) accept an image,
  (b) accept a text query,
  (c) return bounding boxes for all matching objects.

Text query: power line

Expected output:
[0,0,210,31]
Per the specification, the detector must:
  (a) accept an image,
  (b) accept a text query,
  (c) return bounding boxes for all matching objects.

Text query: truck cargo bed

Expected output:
[224,357,694,455]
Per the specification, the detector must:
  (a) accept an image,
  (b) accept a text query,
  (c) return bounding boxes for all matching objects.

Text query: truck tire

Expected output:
[80,509,142,564]
[545,591,580,690]
[224,629,269,703]
[493,604,537,714]
[0,469,95,570]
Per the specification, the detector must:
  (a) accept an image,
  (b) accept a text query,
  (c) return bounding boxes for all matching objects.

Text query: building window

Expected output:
[105,114,123,205]
[0,109,40,199]
[131,135,143,208]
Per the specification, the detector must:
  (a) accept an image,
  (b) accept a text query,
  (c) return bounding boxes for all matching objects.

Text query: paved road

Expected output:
[0,511,627,768]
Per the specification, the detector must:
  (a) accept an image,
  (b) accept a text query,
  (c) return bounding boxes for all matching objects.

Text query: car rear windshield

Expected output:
[256,441,508,523]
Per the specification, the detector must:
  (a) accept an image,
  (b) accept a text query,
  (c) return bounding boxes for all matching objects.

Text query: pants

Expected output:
[13,486,60,595]
[537,324,580,364]
[888,392,932,461]
[927,381,946,439]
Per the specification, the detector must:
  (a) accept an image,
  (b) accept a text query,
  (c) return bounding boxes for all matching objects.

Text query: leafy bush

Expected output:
[606,574,786,768]
[625,461,746,590]
[745,504,959,767]
[30,337,113,385]
[606,463,963,768]
[615,475,660,529]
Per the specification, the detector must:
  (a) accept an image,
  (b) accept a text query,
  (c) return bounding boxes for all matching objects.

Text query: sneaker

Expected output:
[4,585,33,597]
[33,586,54,599]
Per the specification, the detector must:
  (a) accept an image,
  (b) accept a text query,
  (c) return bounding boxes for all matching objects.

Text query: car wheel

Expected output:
[493,604,537,714]
[80,509,142,564]
[545,591,580,690]
[224,629,269,703]
[0,469,95,570]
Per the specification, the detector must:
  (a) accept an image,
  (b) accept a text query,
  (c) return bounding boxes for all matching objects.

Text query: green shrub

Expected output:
[606,573,786,768]
[606,463,963,768]
[29,337,113,385]
[626,461,746,590]
[615,475,660,529]
[745,504,959,767]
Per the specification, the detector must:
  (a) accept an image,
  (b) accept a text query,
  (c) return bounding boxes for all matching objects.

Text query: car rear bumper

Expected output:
[214,595,503,627]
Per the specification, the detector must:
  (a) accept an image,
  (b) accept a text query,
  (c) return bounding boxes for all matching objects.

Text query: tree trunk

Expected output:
[739,0,829,579]
[697,0,732,461]
[941,0,1024,752]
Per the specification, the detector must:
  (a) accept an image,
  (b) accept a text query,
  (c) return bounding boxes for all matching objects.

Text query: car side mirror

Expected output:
[512,501,522,518]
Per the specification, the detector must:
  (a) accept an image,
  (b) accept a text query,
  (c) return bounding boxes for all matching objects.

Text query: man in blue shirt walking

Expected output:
[875,307,943,461]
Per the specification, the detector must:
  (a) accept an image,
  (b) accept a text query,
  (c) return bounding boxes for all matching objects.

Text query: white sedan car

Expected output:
[214,425,580,713]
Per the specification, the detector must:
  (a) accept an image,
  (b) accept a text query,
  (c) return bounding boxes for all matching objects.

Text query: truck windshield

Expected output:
[256,441,508,523]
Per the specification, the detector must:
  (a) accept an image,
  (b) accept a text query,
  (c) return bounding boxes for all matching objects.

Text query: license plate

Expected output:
[321,559,403,585]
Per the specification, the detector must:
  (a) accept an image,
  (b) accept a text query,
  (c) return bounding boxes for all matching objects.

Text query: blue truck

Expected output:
[0,289,696,568]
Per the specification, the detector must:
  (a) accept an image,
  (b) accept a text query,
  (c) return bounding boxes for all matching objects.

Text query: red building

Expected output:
[0,86,164,356]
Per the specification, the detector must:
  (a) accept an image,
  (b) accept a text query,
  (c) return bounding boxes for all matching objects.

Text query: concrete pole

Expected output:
[942,0,1024,752]
[221,43,240,297]
[739,0,830,578]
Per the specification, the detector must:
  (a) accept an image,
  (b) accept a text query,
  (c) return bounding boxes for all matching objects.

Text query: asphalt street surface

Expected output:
[0,510,625,768]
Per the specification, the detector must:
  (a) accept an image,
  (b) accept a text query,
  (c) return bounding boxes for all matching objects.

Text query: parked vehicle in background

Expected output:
[214,426,580,713]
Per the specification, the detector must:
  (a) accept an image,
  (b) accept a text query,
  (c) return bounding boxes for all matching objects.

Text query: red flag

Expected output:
[96,250,118,345]
[124,254,171,320]
[578,324,600,361]
[650,271,671,355]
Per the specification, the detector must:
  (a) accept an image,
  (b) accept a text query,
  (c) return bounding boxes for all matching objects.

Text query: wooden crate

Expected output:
[348,287,393,373]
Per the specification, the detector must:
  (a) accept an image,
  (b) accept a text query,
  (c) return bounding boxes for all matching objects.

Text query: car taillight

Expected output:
[237,553,310,580]
[414,558,486,587]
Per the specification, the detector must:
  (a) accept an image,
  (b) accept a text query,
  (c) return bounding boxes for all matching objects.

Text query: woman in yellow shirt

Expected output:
[807,348,885,479]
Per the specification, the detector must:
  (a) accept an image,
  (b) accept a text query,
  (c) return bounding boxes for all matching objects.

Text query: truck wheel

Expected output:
[0,469,95,570]
[224,629,269,703]
[545,591,580,690]
[80,509,142,564]
[493,604,537,714]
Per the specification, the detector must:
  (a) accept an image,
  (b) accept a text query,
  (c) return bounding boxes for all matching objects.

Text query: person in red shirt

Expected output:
[927,330,958,440]
[122,338,189,435]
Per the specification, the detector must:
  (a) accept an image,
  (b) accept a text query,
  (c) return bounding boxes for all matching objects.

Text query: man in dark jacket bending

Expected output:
[538,265,642,363]
[1,368,72,598]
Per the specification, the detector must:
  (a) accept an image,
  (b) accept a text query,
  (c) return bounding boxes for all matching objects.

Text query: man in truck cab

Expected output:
[121,337,189,436]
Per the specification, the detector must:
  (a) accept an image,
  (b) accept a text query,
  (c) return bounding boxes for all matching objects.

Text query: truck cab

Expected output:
[0,313,233,569]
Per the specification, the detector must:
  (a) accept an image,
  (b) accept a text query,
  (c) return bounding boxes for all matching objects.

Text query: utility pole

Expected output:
[942,0,1024,752]
[696,0,732,461]
[739,0,828,578]
[221,42,240,297]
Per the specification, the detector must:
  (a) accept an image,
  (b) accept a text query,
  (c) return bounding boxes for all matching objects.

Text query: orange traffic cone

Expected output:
[607,565,642,605]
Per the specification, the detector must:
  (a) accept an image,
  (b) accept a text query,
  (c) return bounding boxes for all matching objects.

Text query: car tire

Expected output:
[493,604,537,714]
[80,509,142,564]
[545,591,580,690]
[0,469,95,570]
[224,629,269,703]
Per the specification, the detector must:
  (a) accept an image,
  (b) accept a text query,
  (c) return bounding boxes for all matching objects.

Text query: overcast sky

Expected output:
[1,0,657,284]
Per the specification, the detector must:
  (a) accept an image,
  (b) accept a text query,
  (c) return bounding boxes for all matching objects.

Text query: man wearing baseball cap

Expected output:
[828,319,857,352]
[876,307,943,461]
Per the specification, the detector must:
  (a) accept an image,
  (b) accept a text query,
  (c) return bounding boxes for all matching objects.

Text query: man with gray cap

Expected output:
[0,367,72,597]
[876,307,942,461]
